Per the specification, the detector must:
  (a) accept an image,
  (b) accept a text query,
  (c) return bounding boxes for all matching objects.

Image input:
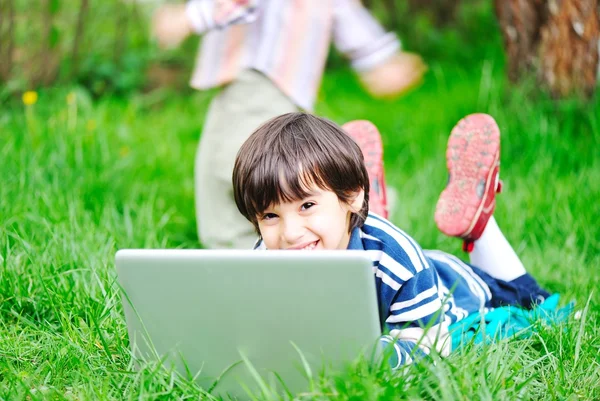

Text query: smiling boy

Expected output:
[232,112,551,367]
[234,114,369,251]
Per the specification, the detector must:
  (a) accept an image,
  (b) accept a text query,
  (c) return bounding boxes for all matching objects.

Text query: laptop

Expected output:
[115,249,382,398]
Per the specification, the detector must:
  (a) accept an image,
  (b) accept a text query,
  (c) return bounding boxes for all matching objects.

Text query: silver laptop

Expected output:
[115,249,382,398]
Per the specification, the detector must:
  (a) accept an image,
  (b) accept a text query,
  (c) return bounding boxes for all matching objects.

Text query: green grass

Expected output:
[1,56,599,400]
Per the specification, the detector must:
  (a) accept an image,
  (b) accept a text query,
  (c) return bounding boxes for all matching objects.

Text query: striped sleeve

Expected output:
[380,334,427,368]
[384,269,451,367]
[332,0,401,71]
[360,215,452,366]
[186,0,258,33]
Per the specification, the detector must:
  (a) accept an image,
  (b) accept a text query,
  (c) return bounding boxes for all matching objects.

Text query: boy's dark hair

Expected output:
[233,112,370,235]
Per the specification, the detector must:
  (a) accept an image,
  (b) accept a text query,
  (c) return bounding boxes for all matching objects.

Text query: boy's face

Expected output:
[257,186,364,250]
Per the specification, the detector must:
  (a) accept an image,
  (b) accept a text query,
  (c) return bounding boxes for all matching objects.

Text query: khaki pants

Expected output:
[195,70,298,249]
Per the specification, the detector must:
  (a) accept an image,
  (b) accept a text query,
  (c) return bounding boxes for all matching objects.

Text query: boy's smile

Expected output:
[286,240,319,250]
[257,186,364,250]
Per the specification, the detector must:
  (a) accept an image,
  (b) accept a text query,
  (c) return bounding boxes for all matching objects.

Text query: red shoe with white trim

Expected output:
[342,120,389,219]
[434,113,502,252]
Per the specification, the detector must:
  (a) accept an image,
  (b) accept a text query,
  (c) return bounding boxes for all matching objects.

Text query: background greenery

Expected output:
[1,1,599,400]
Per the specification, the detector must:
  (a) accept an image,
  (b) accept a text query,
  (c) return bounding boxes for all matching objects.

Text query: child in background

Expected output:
[232,112,554,366]
[152,0,427,249]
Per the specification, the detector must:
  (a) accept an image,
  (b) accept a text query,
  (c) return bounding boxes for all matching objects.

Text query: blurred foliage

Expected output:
[0,0,184,100]
[365,0,502,62]
[0,0,502,101]
[335,0,504,74]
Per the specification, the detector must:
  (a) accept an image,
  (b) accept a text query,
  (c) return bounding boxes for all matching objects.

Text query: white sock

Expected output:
[469,216,526,282]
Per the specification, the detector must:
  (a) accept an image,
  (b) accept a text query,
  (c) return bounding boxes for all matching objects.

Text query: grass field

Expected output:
[1,52,599,400]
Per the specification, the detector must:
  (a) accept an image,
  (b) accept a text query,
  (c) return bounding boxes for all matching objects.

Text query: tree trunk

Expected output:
[539,0,599,97]
[0,0,15,81]
[494,0,545,82]
[114,2,130,67]
[495,0,599,97]
[71,0,89,79]
[36,0,60,86]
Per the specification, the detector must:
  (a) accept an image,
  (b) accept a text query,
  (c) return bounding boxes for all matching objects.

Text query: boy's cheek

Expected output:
[257,227,278,249]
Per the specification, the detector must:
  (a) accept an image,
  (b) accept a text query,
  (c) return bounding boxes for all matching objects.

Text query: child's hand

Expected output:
[152,4,193,49]
[359,52,428,99]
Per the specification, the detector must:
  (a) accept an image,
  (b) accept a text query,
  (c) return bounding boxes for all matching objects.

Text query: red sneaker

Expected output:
[342,120,388,219]
[434,113,502,252]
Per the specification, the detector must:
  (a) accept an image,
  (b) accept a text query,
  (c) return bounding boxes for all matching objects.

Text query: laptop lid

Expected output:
[115,249,382,397]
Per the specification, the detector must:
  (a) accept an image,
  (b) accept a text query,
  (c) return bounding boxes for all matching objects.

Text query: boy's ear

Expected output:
[348,189,365,213]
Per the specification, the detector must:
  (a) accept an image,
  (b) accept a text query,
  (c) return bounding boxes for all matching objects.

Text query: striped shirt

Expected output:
[255,213,496,368]
[185,0,401,110]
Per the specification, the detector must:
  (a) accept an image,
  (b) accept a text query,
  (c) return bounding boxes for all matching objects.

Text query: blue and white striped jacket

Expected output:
[256,213,495,367]
[349,213,494,367]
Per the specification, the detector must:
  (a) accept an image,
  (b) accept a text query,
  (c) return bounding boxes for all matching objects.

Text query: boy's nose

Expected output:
[281,217,304,244]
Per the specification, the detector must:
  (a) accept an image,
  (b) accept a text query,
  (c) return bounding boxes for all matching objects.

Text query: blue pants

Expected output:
[471,266,550,309]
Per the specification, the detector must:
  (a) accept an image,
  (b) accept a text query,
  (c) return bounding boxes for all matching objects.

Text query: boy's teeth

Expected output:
[300,241,317,250]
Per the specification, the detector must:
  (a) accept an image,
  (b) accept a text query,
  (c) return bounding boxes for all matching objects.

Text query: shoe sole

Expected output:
[434,113,500,238]
[342,120,388,218]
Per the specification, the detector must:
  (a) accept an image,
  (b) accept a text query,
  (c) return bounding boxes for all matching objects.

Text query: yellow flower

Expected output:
[22,91,38,106]
[66,92,76,105]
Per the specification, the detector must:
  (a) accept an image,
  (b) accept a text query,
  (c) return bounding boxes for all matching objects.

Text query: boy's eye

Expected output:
[301,202,315,211]
[262,213,278,221]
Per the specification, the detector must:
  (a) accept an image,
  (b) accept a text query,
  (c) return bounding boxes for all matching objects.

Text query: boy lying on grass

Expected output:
[232,112,562,367]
